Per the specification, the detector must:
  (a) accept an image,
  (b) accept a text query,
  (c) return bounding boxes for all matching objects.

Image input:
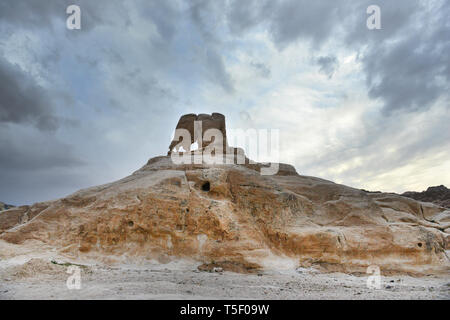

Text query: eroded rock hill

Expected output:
[402,185,450,209]
[0,113,449,275]
[0,202,14,212]
[0,155,449,275]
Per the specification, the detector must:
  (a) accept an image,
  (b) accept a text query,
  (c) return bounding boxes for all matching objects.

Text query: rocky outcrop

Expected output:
[0,114,449,275]
[0,204,49,233]
[0,202,15,212]
[0,155,448,275]
[402,185,450,209]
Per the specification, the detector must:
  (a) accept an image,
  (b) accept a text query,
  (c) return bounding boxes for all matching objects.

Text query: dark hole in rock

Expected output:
[186,208,190,213]
[201,181,210,192]
[128,221,134,227]
[417,242,422,247]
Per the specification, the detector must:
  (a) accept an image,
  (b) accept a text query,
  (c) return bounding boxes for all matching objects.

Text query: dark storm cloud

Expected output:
[0,127,84,171]
[0,0,129,31]
[220,0,449,190]
[3,0,447,116]
[1,0,448,204]
[268,1,347,48]
[343,0,420,46]
[0,0,62,29]
[360,2,450,114]
[1,0,234,94]
[0,168,90,205]
[224,0,450,113]
[226,0,351,48]
[0,0,133,205]
[0,125,86,204]
[363,31,450,114]
[0,55,58,130]
[316,56,338,79]
[0,0,133,131]
[116,68,177,102]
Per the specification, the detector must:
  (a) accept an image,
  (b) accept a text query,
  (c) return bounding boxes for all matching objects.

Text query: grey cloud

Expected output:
[188,0,225,41]
[6,0,445,115]
[0,126,87,204]
[343,0,420,46]
[251,61,271,78]
[225,0,352,48]
[117,68,177,101]
[0,169,90,205]
[226,0,271,34]
[187,0,235,92]
[0,0,130,32]
[224,0,449,113]
[296,107,450,191]
[0,127,84,171]
[0,0,63,30]
[361,1,450,114]
[204,48,234,93]
[316,56,338,79]
[0,55,58,131]
[137,0,180,41]
[363,38,449,114]
[101,48,124,65]
[75,54,98,68]
[1,0,448,204]
[268,1,347,49]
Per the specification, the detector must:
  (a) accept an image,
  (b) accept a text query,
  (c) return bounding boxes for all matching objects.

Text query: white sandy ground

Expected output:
[0,256,449,300]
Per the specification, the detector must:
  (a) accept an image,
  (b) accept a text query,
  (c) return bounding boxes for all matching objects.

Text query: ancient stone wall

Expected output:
[167,113,228,155]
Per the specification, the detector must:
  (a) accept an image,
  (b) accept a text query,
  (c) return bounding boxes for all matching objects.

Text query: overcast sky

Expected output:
[0,0,449,205]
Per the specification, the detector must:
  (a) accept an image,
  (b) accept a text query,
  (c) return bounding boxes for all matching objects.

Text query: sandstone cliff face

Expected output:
[0,155,448,275]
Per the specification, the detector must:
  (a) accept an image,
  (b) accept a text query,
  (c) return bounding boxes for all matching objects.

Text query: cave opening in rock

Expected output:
[201,181,210,192]
[417,242,422,247]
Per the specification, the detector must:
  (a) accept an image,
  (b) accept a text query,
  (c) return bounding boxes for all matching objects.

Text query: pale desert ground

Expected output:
[0,255,448,300]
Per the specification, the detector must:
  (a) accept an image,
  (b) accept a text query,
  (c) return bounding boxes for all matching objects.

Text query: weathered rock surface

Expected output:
[0,155,448,275]
[402,185,450,209]
[0,113,449,275]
